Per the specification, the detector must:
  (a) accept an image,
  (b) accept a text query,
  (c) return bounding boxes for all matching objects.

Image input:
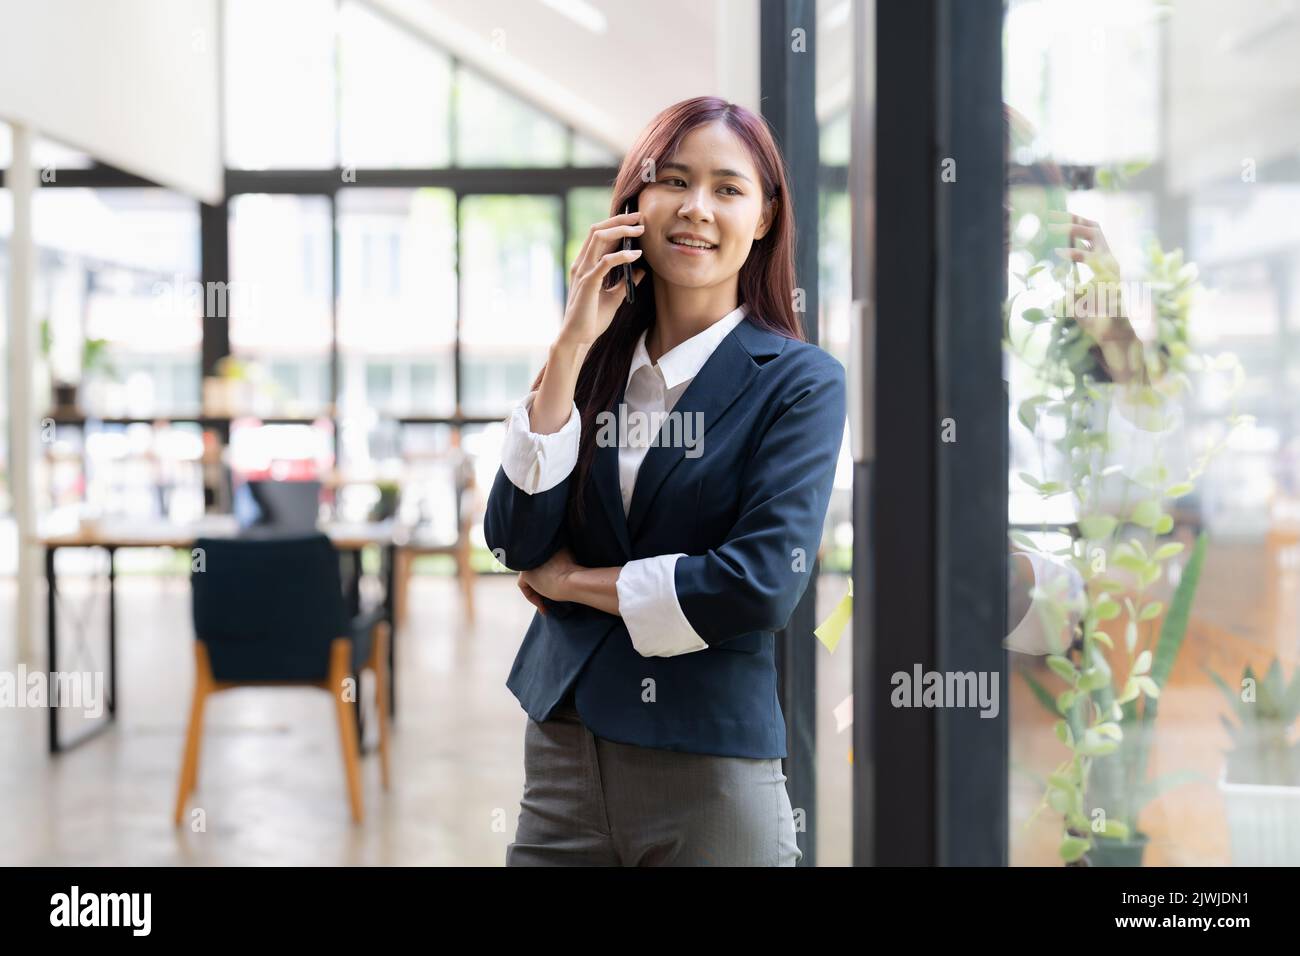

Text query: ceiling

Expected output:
[370,0,854,153]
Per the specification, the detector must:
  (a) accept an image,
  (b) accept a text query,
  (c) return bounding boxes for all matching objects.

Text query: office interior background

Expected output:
[1,0,1298,867]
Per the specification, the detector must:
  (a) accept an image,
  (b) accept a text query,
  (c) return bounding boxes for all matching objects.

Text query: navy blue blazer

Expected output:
[484,317,847,758]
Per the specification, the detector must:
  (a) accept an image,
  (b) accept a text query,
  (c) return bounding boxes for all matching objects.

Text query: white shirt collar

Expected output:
[627,303,749,392]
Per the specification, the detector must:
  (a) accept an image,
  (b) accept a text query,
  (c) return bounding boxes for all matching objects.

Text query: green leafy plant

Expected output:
[39,318,117,384]
[1023,531,1208,860]
[1207,659,1300,787]
[370,480,401,522]
[81,336,116,380]
[1006,211,1247,863]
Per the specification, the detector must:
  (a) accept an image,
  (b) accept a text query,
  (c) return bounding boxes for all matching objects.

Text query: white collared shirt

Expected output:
[499,303,749,657]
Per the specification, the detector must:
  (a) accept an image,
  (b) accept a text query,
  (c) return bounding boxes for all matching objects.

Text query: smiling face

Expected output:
[637,120,774,293]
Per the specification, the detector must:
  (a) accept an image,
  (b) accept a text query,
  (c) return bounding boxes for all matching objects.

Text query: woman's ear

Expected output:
[754,197,777,241]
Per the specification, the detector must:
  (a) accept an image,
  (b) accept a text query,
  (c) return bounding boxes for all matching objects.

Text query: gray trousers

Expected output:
[507,701,802,866]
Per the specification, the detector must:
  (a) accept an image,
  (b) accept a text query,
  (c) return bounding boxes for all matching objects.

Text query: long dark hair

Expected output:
[531,96,806,538]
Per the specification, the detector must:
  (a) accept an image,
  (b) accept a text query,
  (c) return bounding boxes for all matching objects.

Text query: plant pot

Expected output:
[52,382,79,412]
[1088,831,1149,867]
[1218,767,1300,866]
[369,490,400,523]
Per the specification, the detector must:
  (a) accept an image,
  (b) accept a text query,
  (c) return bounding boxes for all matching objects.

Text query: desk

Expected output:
[34,517,400,755]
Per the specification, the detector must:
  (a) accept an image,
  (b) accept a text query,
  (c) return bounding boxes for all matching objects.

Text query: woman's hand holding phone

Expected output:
[527,210,645,435]
[556,209,645,349]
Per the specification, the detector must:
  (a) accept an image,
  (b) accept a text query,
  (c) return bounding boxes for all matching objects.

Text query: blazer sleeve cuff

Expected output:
[617,554,709,657]
[499,389,580,495]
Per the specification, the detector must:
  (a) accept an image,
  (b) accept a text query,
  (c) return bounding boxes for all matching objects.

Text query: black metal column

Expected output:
[761,0,819,867]
[865,0,1006,865]
[870,0,938,866]
[199,199,231,513]
[933,0,1008,866]
[199,200,230,379]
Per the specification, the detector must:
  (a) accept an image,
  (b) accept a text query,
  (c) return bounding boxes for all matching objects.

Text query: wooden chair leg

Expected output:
[457,527,476,628]
[330,638,364,824]
[174,642,214,826]
[369,622,392,790]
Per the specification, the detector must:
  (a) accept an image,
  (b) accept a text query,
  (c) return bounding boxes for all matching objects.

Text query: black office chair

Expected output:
[175,533,390,825]
[234,479,323,533]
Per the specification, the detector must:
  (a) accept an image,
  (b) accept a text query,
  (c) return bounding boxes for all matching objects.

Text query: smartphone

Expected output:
[607,198,637,303]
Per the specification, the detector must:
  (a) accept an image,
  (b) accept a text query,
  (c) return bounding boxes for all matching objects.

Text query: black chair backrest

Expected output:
[237,479,322,532]
[191,533,347,683]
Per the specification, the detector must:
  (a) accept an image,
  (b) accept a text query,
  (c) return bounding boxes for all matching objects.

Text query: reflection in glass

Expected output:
[1004,0,1300,867]
[813,2,861,867]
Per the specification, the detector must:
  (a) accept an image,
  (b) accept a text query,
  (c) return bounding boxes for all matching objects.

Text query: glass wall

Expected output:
[0,177,8,529]
[1004,0,1300,866]
[228,194,333,416]
[458,194,564,416]
[221,0,614,543]
[28,187,204,523]
[33,188,201,417]
[807,0,861,870]
[0,133,99,555]
[454,68,567,168]
[0,124,8,651]
[336,188,457,419]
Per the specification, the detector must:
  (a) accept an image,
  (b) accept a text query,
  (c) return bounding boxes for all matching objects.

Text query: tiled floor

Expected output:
[0,572,855,866]
[10,539,1280,867]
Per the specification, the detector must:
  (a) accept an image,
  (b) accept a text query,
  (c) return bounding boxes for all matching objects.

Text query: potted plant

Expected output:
[80,336,116,406]
[1207,658,1300,865]
[1021,532,1208,865]
[1078,531,1208,866]
[369,480,401,522]
[40,318,115,413]
[1006,195,1248,863]
[205,356,254,417]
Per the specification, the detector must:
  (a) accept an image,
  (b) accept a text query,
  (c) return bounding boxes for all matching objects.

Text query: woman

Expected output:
[484,96,845,866]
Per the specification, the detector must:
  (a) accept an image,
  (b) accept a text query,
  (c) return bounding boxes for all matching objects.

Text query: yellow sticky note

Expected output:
[814,578,853,653]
